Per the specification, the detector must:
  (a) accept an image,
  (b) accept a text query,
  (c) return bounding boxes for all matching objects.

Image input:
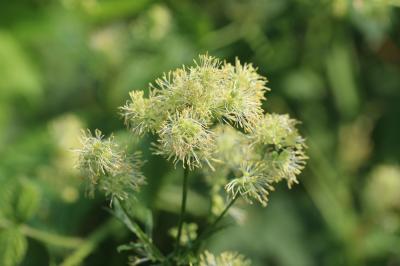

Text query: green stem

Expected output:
[21,225,84,249]
[60,219,121,266]
[193,196,238,250]
[176,167,189,249]
[0,218,83,249]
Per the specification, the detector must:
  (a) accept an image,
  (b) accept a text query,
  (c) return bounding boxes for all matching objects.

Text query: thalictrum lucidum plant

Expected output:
[75,54,308,265]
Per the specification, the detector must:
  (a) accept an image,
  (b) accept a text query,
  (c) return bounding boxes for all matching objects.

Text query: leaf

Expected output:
[0,227,28,266]
[0,177,41,223]
[16,178,41,222]
[0,30,42,101]
[0,177,18,220]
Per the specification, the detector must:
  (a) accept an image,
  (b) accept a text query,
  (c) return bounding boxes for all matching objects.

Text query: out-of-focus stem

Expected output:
[199,196,237,242]
[60,218,120,266]
[0,218,83,249]
[176,167,189,249]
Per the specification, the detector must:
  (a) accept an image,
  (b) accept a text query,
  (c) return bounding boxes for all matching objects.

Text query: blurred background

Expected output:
[0,0,400,265]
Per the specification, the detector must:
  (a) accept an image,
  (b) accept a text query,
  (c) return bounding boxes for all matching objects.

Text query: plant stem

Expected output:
[20,225,84,249]
[176,167,189,249]
[60,218,121,266]
[193,196,238,250]
[0,218,84,249]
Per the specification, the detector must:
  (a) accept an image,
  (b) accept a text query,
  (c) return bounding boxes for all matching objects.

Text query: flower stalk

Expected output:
[176,167,190,250]
[192,196,238,252]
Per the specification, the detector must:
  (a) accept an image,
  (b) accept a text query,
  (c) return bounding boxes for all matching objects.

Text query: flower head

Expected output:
[269,148,308,188]
[251,113,302,147]
[75,129,145,201]
[153,55,225,122]
[199,250,251,266]
[75,129,125,181]
[250,113,308,188]
[155,109,215,169]
[225,162,274,206]
[218,59,269,131]
[120,90,162,135]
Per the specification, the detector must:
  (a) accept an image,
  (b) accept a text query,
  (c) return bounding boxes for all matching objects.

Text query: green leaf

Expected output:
[0,31,42,101]
[0,177,41,223]
[0,227,28,266]
[16,178,41,222]
[0,177,18,220]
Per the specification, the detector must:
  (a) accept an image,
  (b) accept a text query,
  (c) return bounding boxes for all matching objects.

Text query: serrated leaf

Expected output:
[0,227,28,266]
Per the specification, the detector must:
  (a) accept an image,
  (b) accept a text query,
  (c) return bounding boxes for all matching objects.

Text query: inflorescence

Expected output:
[74,54,308,266]
[76,54,307,207]
[199,250,251,266]
[75,129,145,202]
[119,54,307,207]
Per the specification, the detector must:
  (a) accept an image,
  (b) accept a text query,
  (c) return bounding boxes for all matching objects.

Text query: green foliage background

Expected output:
[0,0,400,265]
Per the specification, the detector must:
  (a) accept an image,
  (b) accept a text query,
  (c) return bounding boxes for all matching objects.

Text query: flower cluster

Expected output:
[155,110,215,169]
[73,54,308,266]
[168,222,198,245]
[75,129,145,201]
[199,250,251,266]
[121,54,307,206]
[121,54,268,170]
[220,114,307,206]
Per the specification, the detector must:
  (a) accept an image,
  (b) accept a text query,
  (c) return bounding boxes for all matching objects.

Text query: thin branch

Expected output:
[176,167,190,249]
[192,196,238,251]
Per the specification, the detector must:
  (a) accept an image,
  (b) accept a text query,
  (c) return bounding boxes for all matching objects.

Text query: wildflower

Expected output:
[98,152,145,201]
[251,113,302,147]
[225,162,274,206]
[218,59,269,131]
[119,54,307,202]
[120,54,276,172]
[155,109,215,169]
[250,113,308,188]
[75,129,145,201]
[120,90,162,135]
[199,250,251,266]
[153,55,225,121]
[75,129,125,182]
